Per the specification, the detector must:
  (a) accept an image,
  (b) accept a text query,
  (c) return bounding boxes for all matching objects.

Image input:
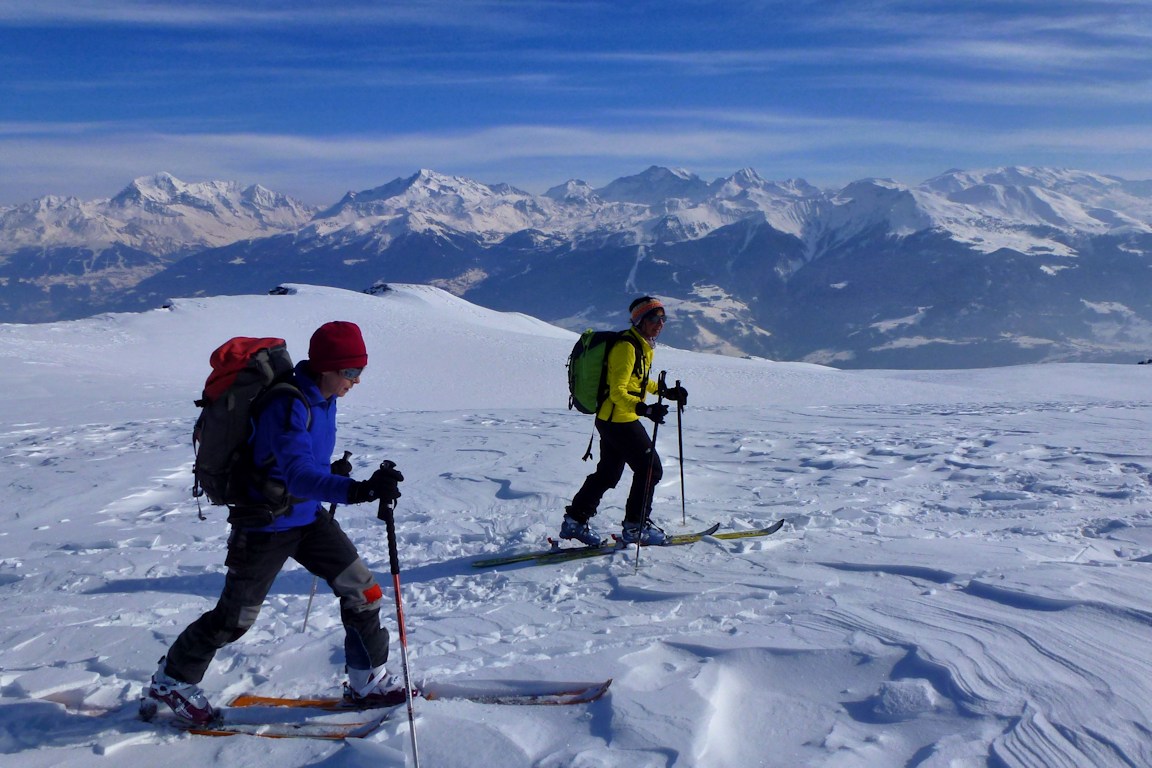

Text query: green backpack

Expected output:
[566,329,645,415]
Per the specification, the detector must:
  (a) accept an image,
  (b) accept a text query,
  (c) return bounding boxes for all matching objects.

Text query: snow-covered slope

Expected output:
[4,284,1152,767]
[1,283,896,420]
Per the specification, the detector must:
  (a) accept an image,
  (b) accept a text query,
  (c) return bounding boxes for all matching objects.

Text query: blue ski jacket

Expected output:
[249,360,355,531]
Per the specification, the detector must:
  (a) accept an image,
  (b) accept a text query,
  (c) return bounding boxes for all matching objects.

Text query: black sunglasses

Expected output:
[338,367,364,380]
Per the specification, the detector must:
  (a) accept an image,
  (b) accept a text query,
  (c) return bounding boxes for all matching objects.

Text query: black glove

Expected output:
[347,462,404,504]
[330,451,353,477]
[636,402,669,424]
[660,385,688,405]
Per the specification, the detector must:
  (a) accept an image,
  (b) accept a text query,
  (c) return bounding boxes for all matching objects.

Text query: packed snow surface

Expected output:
[2,283,1152,767]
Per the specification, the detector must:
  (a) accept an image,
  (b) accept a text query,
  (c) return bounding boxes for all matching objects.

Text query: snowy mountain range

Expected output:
[3,166,1151,368]
[0,173,315,322]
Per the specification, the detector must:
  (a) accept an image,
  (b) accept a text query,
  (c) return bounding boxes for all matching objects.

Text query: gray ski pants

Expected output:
[164,512,389,684]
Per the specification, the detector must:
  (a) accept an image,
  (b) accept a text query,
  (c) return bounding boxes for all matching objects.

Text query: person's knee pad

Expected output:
[332,558,383,612]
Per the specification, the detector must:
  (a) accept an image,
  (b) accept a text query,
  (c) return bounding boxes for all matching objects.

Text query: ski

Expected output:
[626,518,785,544]
[710,518,785,540]
[471,541,615,568]
[471,524,719,568]
[661,522,723,544]
[229,678,611,710]
[171,714,388,739]
[140,697,389,740]
[424,678,612,705]
[472,519,784,569]
[227,692,399,711]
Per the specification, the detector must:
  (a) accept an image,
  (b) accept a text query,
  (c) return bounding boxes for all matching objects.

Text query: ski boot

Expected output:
[343,663,409,708]
[140,657,218,725]
[620,521,667,546]
[559,514,604,546]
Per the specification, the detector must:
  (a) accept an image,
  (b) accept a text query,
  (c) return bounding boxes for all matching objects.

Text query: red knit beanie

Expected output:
[309,321,368,372]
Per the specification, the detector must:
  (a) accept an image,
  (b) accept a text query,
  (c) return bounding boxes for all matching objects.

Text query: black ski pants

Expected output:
[164,512,389,684]
[570,418,662,526]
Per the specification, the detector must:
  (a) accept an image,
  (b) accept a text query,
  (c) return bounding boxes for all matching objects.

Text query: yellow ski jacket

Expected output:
[597,327,659,423]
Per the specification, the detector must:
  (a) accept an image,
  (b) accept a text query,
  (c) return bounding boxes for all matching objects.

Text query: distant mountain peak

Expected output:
[544,179,599,204]
[324,169,509,215]
[728,167,765,184]
[112,172,184,205]
[3,173,315,257]
[596,165,711,205]
[916,165,1152,241]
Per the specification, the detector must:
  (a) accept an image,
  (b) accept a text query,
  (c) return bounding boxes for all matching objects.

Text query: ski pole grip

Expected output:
[331,450,354,477]
[376,461,402,575]
[374,459,399,521]
[328,451,353,521]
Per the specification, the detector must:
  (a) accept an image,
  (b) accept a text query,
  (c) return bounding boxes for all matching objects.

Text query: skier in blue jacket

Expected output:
[144,321,406,725]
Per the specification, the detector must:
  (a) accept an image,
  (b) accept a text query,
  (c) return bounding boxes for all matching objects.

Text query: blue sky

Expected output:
[1,0,1150,205]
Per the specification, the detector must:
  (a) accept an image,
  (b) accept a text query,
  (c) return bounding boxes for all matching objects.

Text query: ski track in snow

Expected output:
[4,286,1152,767]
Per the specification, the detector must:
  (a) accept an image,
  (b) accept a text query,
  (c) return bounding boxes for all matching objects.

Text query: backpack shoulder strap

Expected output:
[616,329,648,392]
[247,381,313,509]
[261,382,311,430]
[617,329,645,375]
[254,380,312,432]
[595,329,648,416]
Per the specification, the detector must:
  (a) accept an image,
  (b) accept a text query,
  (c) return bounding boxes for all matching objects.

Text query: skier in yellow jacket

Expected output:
[560,296,688,546]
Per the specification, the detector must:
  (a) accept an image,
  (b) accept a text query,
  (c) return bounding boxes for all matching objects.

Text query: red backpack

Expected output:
[192,337,309,523]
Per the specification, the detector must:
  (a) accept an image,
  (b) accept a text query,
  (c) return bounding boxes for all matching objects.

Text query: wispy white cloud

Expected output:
[873,38,1152,78]
[2,1,1151,203]
[0,0,301,26]
[794,0,1152,74]
[572,25,1152,96]
[0,0,545,29]
[902,74,1152,107]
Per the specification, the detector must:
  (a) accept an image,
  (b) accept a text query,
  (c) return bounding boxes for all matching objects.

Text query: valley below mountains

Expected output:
[2,165,1151,369]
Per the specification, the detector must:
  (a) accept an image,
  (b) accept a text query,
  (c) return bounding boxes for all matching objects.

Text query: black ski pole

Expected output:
[636,371,667,567]
[377,461,421,768]
[676,378,686,526]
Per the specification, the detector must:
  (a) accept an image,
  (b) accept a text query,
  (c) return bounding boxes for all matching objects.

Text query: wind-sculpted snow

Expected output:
[3,284,1152,766]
